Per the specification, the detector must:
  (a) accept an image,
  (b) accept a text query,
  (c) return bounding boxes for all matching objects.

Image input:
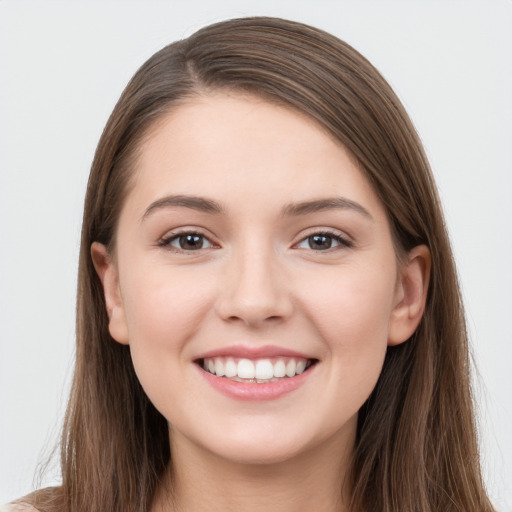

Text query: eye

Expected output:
[296,232,352,251]
[160,232,215,252]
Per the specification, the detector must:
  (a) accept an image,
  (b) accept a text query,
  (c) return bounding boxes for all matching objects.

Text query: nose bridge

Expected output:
[216,238,292,326]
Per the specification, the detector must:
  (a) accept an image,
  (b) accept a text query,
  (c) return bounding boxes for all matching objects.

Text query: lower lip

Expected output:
[197,364,315,401]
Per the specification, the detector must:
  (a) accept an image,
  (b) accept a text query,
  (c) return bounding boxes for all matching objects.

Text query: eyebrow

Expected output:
[142,195,224,221]
[141,194,372,221]
[281,197,373,220]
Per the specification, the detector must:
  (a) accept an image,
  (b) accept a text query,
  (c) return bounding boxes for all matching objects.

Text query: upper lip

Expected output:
[195,345,316,361]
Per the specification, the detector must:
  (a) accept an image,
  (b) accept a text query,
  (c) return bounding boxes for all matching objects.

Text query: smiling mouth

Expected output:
[197,357,317,383]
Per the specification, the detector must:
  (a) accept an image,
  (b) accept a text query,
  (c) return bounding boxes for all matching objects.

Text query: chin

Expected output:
[191,420,330,467]
[213,440,308,466]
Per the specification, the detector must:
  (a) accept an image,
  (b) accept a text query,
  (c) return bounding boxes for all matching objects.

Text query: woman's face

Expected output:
[95,92,424,466]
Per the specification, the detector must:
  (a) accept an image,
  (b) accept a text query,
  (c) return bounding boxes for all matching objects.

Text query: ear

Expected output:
[90,242,129,345]
[388,245,431,346]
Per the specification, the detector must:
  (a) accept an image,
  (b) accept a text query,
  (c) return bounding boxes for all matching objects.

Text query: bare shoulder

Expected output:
[0,504,40,512]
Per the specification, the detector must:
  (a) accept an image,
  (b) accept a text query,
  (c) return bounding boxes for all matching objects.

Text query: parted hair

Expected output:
[23,16,494,512]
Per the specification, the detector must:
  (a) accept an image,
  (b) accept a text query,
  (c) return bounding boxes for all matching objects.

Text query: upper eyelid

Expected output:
[160,227,215,240]
[158,229,219,249]
[294,227,353,243]
[292,228,354,253]
[157,227,353,248]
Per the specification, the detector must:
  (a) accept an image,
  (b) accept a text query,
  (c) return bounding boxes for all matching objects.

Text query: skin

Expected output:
[92,92,430,512]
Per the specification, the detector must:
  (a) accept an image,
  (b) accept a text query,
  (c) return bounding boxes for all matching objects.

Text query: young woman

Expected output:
[9,16,495,512]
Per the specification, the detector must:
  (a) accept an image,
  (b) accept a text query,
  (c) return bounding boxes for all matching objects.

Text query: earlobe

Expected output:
[90,242,130,345]
[388,245,431,346]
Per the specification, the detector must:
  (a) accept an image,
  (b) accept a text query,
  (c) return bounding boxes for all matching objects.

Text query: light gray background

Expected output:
[1,0,511,509]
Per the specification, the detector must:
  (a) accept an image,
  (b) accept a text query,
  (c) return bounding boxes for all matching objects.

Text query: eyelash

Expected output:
[158,229,353,253]
[158,230,216,253]
[295,230,353,251]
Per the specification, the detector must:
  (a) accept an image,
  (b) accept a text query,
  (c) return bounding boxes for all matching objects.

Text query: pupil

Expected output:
[180,234,203,250]
[309,234,332,250]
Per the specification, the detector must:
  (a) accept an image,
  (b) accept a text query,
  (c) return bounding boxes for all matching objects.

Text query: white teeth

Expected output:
[224,359,237,378]
[202,356,313,381]
[214,359,225,377]
[285,359,296,378]
[255,359,274,380]
[296,360,306,375]
[237,359,255,379]
[273,359,286,378]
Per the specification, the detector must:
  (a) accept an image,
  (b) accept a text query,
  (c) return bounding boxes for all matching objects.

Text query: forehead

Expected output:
[123,92,387,221]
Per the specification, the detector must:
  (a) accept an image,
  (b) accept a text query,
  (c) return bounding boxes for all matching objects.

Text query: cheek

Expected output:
[301,263,395,386]
[305,261,395,336]
[122,264,214,344]
[119,266,215,401]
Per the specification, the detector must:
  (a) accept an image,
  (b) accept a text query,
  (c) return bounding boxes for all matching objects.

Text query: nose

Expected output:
[214,245,294,328]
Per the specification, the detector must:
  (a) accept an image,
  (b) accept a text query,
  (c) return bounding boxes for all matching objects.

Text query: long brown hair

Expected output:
[23,16,494,512]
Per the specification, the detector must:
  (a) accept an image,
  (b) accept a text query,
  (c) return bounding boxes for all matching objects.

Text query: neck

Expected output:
[153,428,354,512]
